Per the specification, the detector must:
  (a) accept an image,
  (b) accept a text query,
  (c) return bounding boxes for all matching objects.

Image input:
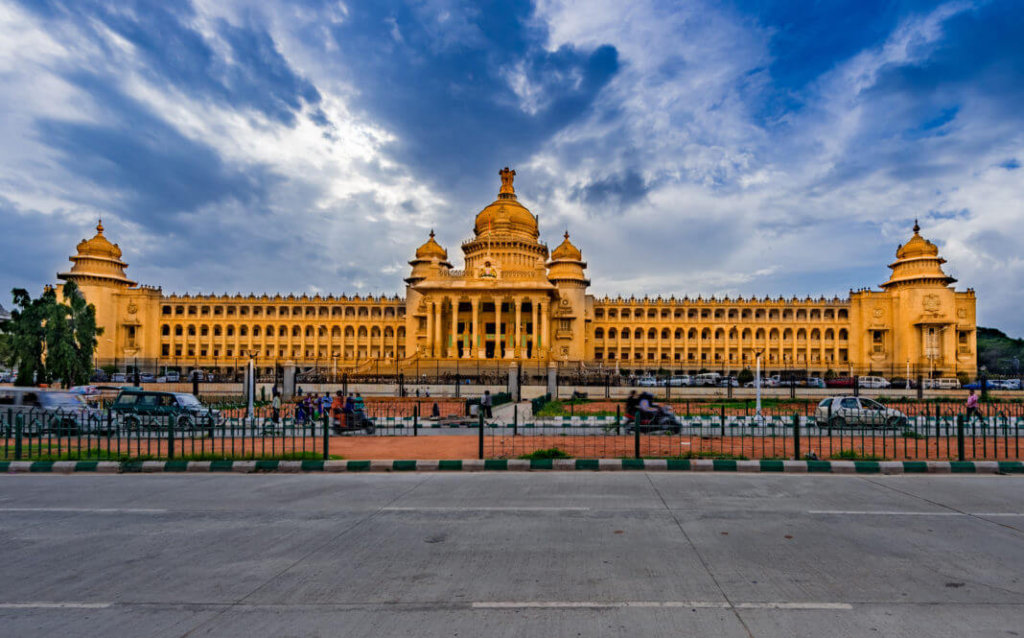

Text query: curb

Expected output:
[1,459,1022,474]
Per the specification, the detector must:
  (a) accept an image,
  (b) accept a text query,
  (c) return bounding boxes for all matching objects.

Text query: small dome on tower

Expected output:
[551,231,582,262]
[415,230,448,260]
[75,219,124,261]
[58,219,136,287]
[895,219,939,260]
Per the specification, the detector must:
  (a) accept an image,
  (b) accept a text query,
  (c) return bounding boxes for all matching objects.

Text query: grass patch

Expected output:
[662,451,750,460]
[829,449,883,461]
[0,448,343,462]
[902,430,926,439]
[517,447,572,460]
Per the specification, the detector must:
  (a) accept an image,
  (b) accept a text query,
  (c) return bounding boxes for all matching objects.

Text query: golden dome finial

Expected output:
[429,229,435,239]
[499,166,516,196]
[913,218,920,234]
[564,230,570,240]
[97,219,104,234]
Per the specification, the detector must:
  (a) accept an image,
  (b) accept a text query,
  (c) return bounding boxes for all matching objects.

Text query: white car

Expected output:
[111,373,127,383]
[637,376,659,387]
[857,376,890,389]
[667,376,692,387]
[814,396,907,428]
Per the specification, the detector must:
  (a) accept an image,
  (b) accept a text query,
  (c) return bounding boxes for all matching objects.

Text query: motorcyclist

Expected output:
[636,391,658,425]
[624,391,639,425]
[330,391,345,433]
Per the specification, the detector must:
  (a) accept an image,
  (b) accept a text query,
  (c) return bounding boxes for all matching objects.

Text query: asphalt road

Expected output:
[0,473,1022,637]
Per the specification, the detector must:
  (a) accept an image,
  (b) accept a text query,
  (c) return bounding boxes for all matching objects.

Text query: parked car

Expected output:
[0,387,102,436]
[717,377,739,387]
[637,376,659,387]
[857,376,891,389]
[814,396,907,429]
[90,369,109,382]
[667,375,692,387]
[923,377,961,390]
[111,372,127,383]
[164,371,181,383]
[826,377,855,388]
[138,372,156,383]
[110,388,221,430]
[805,377,826,388]
[693,372,721,387]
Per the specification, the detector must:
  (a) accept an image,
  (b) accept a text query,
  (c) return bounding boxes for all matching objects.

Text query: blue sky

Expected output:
[1,0,1022,333]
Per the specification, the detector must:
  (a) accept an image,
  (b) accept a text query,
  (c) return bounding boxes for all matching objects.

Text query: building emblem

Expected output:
[923,294,941,315]
[127,302,138,315]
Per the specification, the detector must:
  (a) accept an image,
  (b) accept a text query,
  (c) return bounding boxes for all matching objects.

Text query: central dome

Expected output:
[473,167,539,240]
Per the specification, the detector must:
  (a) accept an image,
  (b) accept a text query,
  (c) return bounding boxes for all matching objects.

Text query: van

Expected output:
[693,372,721,387]
[923,377,960,390]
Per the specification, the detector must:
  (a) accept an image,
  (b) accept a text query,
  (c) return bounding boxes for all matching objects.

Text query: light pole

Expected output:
[332,353,339,383]
[754,349,765,426]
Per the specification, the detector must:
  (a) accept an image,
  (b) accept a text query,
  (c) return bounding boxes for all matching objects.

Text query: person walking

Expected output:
[330,391,345,432]
[481,390,493,418]
[271,393,281,425]
[966,389,981,425]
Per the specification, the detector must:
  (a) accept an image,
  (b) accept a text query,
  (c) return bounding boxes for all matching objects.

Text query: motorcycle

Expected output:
[331,410,376,435]
[626,404,683,434]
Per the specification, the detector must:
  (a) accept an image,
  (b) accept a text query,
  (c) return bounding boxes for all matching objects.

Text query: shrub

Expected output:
[517,447,572,460]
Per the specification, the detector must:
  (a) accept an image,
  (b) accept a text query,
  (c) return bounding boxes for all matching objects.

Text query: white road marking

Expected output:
[0,507,167,514]
[472,601,851,610]
[383,507,591,512]
[809,510,1024,517]
[0,603,112,609]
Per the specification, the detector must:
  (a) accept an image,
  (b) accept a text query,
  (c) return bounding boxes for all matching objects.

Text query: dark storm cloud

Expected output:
[570,170,649,213]
[16,0,323,126]
[320,0,618,195]
[34,74,278,230]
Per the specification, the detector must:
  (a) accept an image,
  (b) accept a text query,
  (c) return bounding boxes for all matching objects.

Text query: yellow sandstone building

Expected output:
[58,168,977,380]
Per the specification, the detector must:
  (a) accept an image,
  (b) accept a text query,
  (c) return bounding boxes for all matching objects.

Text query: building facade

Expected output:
[58,169,977,379]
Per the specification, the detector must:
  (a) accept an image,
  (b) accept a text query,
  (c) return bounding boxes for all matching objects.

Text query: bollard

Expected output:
[605,374,610,399]
[957,413,965,461]
[513,404,518,437]
[615,403,621,435]
[168,414,175,460]
[14,411,22,460]
[853,376,860,397]
[720,404,726,437]
[413,404,419,437]
[478,411,485,460]
[322,408,329,460]
[793,412,801,460]
[634,412,641,459]
[916,375,924,400]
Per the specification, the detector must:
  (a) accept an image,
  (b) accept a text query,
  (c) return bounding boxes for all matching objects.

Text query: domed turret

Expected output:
[415,230,449,261]
[551,231,583,262]
[882,220,955,289]
[406,230,452,285]
[547,230,589,285]
[473,167,539,241]
[58,220,136,287]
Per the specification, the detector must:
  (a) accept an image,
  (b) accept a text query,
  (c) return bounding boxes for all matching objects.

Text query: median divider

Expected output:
[2,459,1022,474]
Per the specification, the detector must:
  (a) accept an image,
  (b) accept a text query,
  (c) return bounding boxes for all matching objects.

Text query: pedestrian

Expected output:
[415,388,420,398]
[966,389,980,424]
[330,390,345,432]
[271,393,281,425]
[481,390,493,418]
[432,401,440,418]
[424,389,430,398]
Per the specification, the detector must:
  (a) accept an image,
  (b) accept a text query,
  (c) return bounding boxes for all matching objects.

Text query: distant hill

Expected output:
[977,327,1024,375]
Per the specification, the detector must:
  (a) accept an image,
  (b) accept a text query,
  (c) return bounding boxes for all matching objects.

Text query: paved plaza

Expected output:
[0,473,1022,637]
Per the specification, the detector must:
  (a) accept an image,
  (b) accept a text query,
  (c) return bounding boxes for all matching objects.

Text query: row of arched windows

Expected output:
[593,327,849,340]
[594,307,849,321]
[160,305,404,319]
[161,324,405,339]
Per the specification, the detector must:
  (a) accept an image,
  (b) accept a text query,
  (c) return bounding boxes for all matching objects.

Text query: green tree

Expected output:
[2,282,101,388]
[737,367,754,385]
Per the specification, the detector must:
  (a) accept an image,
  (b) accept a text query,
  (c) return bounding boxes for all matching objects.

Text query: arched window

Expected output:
[161,324,170,336]
[595,328,605,339]
[187,325,196,336]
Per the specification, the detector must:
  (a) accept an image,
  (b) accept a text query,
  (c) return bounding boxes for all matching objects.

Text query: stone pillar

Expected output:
[530,299,539,358]
[425,300,434,358]
[508,362,519,402]
[512,298,522,359]
[494,297,502,360]
[449,298,458,359]
[547,362,557,398]
[472,298,482,359]
[282,361,296,400]
[434,301,443,359]
[539,300,548,358]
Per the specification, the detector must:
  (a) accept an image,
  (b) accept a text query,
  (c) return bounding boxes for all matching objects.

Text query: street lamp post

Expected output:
[754,349,764,426]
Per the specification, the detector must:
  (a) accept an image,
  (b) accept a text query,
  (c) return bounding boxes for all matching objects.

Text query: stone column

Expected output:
[494,297,503,360]
[434,300,443,359]
[530,299,539,358]
[472,298,482,359]
[514,298,522,359]
[540,300,549,359]
[449,298,458,359]
[425,300,434,358]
